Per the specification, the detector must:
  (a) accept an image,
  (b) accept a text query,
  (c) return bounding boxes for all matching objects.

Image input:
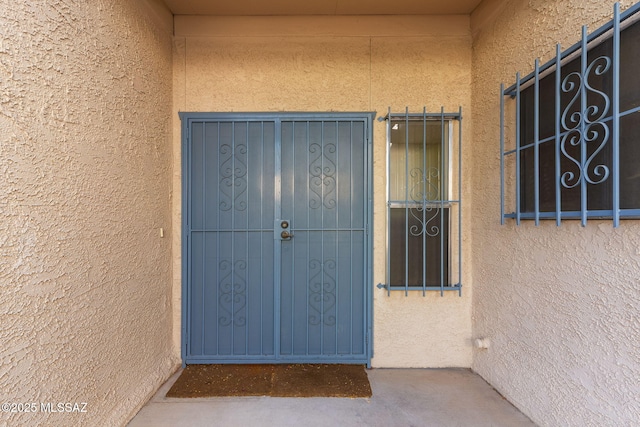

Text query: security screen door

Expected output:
[181,113,371,364]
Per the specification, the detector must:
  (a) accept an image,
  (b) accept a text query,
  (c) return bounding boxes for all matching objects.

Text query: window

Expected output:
[500,2,640,227]
[380,108,462,295]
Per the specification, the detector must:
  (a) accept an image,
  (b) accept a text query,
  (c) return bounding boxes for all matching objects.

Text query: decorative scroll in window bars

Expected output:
[377,107,462,296]
[500,2,640,227]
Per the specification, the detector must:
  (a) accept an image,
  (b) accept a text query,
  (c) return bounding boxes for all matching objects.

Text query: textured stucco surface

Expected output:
[173,16,474,368]
[0,1,178,426]
[471,0,640,425]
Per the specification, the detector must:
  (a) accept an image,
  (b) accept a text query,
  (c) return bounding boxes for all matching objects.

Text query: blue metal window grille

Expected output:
[378,107,462,296]
[500,2,640,227]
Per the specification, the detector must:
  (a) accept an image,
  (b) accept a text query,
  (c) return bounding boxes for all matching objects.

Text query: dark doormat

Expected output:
[166,364,372,398]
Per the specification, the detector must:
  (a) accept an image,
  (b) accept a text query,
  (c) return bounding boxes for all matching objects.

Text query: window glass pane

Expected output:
[388,118,451,288]
[389,121,447,202]
[389,208,449,287]
[620,15,640,112]
[620,112,640,209]
[619,20,640,210]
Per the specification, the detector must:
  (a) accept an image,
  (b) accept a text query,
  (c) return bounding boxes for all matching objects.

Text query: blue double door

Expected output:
[181,113,371,364]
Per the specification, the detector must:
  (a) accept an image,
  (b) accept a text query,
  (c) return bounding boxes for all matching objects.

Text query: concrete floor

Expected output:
[128,368,536,427]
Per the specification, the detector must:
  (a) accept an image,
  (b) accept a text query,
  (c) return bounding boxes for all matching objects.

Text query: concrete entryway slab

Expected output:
[128,368,536,426]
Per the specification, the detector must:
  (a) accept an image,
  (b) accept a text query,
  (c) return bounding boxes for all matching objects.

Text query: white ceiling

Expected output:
[162,0,485,16]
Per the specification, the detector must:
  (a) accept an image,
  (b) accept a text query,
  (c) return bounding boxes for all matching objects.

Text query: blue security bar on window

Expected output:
[500,2,640,227]
[378,107,462,296]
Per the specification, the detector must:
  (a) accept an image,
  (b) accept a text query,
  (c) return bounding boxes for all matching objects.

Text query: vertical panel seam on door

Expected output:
[335,120,339,355]
[320,120,325,355]
[260,121,264,355]
[289,120,296,356]
[184,118,192,360]
[305,120,310,356]
[350,120,354,356]
[245,122,250,355]
[216,122,221,355]
[231,122,236,353]
[201,122,206,355]
[274,118,282,360]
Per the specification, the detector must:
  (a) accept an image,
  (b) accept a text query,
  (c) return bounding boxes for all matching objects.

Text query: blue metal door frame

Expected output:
[180,112,374,366]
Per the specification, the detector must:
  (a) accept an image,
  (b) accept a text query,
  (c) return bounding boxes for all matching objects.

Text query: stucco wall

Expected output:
[471,0,640,425]
[173,16,474,367]
[0,1,177,426]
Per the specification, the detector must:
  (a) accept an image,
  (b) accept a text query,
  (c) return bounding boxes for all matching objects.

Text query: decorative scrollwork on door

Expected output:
[218,260,247,327]
[219,143,248,211]
[309,142,337,209]
[308,259,336,326]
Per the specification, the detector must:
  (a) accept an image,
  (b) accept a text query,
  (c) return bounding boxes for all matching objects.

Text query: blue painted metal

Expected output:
[504,209,640,220]
[365,119,374,366]
[555,43,562,226]
[381,107,462,294]
[612,3,621,228]
[500,83,505,225]
[422,107,427,296]
[404,108,410,297]
[560,25,612,225]
[387,112,461,119]
[285,116,368,360]
[580,25,588,227]
[274,120,282,359]
[458,106,463,297]
[500,2,634,227]
[383,286,461,292]
[502,106,639,153]
[440,107,445,296]
[180,112,373,365]
[534,59,540,226]
[385,107,391,298]
[515,72,521,225]
[180,118,191,368]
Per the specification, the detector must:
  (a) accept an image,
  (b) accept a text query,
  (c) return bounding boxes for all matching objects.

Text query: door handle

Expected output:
[276,219,293,240]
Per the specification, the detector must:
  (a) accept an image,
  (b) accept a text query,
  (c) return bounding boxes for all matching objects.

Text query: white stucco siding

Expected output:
[471,0,640,425]
[0,1,177,426]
